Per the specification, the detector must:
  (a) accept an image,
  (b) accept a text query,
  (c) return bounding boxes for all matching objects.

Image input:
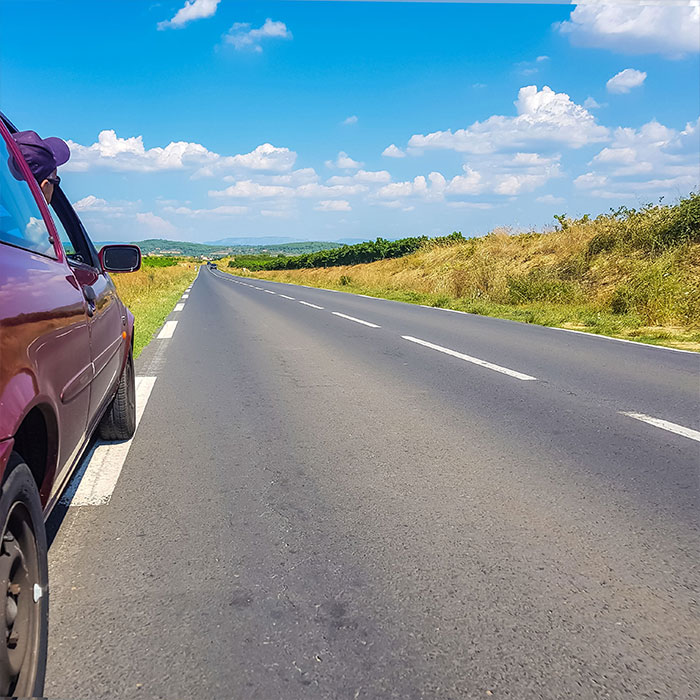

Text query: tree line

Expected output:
[228,232,465,271]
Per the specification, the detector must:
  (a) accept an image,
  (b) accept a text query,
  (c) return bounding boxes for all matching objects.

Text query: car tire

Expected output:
[98,350,136,441]
[0,455,48,698]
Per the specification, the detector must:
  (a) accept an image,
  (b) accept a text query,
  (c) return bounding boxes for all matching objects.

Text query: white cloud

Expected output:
[583,96,602,109]
[64,130,297,177]
[158,0,221,30]
[557,1,700,58]
[73,195,110,211]
[135,212,178,236]
[327,169,391,185]
[606,68,647,94]
[408,86,609,154]
[64,130,218,173]
[375,152,561,203]
[296,183,368,198]
[224,19,292,53]
[325,151,364,170]
[535,194,565,205]
[315,200,351,212]
[163,205,249,216]
[209,181,293,199]
[382,144,406,158]
[580,117,700,195]
[342,115,358,125]
[574,172,610,189]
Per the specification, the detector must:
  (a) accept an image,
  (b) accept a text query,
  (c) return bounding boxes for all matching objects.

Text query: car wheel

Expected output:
[0,454,48,698]
[98,350,136,441]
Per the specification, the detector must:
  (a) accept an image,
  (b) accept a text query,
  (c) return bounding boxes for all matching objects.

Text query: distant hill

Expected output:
[99,238,347,258]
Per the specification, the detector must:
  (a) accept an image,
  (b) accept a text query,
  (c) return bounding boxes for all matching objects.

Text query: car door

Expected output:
[49,190,126,427]
[0,124,92,497]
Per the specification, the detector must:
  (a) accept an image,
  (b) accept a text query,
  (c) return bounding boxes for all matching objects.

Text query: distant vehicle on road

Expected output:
[0,112,141,697]
[209,262,218,269]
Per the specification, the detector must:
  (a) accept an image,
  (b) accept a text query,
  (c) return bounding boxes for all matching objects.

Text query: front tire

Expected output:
[98,351,136,441]
[0,455,48,698]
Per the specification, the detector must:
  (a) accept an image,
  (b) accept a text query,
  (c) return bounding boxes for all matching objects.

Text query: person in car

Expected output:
[10,130,70,204]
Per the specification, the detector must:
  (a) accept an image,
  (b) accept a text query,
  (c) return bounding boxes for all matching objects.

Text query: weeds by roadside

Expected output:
[112,261,196,356]
[225,193,700,351]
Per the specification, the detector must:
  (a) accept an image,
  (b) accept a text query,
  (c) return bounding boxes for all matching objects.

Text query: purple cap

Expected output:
[10,130,70,182]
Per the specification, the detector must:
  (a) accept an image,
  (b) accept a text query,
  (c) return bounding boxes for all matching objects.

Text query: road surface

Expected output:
[46,266,699,699]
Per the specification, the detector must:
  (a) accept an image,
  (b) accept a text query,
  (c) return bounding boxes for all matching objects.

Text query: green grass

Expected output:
[112,264,196,357]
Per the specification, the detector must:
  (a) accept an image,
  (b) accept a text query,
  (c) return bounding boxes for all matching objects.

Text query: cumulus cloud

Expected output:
[408,86,609,154]
[606,68,647,94]
[557,1,700,58]
[315,200,351,212]
[581,117,700,194]
[342,115,358,125]
[382,144,406,158]
[162,205,249,216]
[63,130,296,177]
[327,170,391,185]
[583,96,602,109]
[375,152,561,202]
[535,194,565,205]
[135,212,178,236]
[224,19,292,52]
[325,151,364,170]
[209,181,293,200]
[158,0,221,30]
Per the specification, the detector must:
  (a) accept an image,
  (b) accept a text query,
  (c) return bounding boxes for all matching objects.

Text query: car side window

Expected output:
[0,134,55,258]
[49,188,100,268]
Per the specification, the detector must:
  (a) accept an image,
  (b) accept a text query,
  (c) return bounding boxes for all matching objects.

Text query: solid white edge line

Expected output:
[157,320,178,339]
[332,312,380,328]
[278,294,295,300]
[620,412,700,442]
[174,303,185,312]
[402,335,537,381]
[62,376,158,506]
[553,327,696,354]
[299,301,324,309]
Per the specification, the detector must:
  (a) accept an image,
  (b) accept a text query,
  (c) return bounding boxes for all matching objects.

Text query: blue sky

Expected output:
[2,0,698,243]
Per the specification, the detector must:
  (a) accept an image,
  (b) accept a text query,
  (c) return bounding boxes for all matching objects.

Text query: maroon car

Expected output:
[0,113,141,696]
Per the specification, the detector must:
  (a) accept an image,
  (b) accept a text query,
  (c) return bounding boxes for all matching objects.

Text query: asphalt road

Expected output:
[46,266,699,699]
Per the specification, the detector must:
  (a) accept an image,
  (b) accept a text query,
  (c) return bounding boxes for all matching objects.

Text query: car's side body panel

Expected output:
[0,115,135,515]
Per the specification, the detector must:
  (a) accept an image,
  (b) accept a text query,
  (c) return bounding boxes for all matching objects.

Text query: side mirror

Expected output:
[99,244,141,273]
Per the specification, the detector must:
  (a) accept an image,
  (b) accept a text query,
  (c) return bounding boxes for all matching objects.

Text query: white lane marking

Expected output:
[332,312,380,328]
[620,412,700,442]
[62,377,157,506]
[554,327,696,354]
[158,320,178,339]
[278,294,295,300]
[264,289,276,294]
[299,301,324,309]
[402,335,537,381]
[174,303,185,312]
[182,293,189,299]
[254,287,263,290]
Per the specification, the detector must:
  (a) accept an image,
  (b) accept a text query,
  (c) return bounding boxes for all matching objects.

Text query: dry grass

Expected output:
[229,214,700,350]
[113,262,196,356]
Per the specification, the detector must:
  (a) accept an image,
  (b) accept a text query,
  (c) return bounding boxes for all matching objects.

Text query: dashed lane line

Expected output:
[402,335,537,381]
[299,301,324,309]
[278,294,295,300]
[332,312,380,328]
[264,290,276,294]
[620,412,700,442]
[61,376,158,507]
[158,320,178,339]
[174,303,185,312]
